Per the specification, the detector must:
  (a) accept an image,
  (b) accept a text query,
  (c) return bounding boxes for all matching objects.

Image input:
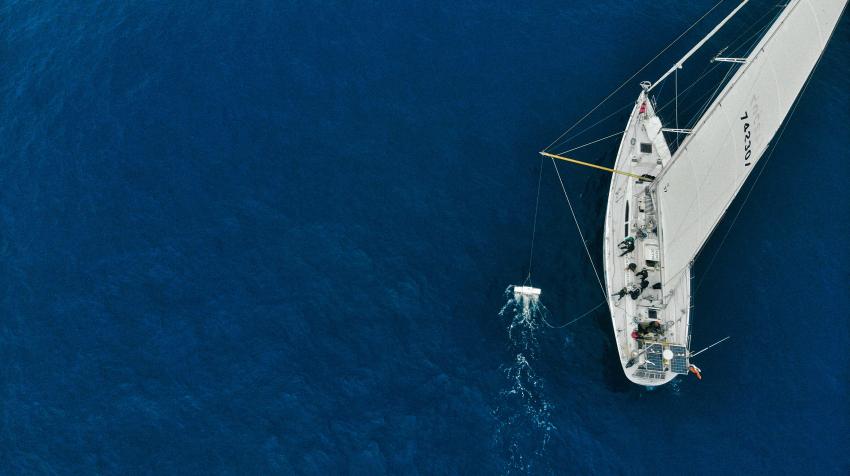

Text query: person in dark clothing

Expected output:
[618,236,635,250]
[640,279,649,290]
[614,287,628,301]
[648,321,663,336]
[652,282,662,290]
[635,269,649,280]
[638,320,663,337]
[619,241,635,257]
[626,262,637,272]
[629,288,641,300]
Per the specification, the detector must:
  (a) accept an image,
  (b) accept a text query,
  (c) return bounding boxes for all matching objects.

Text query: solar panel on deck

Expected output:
[670,345,689,374]
[643,344,663,371]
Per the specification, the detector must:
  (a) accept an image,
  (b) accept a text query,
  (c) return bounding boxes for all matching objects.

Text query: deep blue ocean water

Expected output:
[1,1,848,474]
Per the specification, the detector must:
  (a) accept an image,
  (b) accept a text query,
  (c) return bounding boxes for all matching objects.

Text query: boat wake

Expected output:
[493,286,555,474]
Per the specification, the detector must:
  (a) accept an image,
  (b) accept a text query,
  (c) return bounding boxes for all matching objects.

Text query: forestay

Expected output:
[653,0,847,283]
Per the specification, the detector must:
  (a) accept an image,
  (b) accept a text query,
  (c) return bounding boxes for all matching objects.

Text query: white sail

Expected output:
[654,0,847,283]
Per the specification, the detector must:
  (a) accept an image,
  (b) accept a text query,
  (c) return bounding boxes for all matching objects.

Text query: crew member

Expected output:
[614,287,628,301]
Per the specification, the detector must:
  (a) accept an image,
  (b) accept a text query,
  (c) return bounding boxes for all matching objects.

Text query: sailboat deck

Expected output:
[603,94,692,386]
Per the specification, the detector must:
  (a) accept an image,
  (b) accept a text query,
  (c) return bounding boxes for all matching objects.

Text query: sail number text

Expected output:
[741,111,752,167]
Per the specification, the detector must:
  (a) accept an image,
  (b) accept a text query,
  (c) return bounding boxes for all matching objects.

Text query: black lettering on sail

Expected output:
[742,111,752,166]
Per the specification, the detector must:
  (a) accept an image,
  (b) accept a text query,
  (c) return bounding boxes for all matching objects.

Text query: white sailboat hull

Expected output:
[603,95,692,386]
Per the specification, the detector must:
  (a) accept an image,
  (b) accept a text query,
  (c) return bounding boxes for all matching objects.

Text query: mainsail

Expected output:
[653,0,846,283]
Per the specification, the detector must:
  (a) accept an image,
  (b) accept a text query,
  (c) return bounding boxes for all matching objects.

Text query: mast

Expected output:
[647,0,749,92]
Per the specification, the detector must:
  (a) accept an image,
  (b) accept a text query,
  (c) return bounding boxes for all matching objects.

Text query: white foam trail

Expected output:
[499,286,549,352]
[494,286,556,473]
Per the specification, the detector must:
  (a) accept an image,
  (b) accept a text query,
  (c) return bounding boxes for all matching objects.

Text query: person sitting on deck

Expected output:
[640,279,650,290]
[618,236,635,250]
[650,321,663,335]
[619,240,635,257]
[614,287,628,301]
[635,268,649,280]
[638,320,663,337]
[629,287,641,300]
[652,282,662,290]
[626,262,637,272]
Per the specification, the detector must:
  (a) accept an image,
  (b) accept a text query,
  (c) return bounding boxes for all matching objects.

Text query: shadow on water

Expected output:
[600,329,633,394]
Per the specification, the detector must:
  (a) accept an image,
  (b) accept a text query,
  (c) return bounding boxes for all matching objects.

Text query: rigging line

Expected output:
[731,13,778,58]
[719,11,776,62]
[675,67,679,148]
[550,159,608,300]
[542,0,728,153]
[547,101,634,153]
[663,63,734,134]
[654,9,776,124]
[652,58,723,293]
[695,39,824,293]
[648,0,749,92]
[658,44,737,119]
[554,130,624,156]
[690,336,731,358]
[654,35,720,108]
[683,62,736,131]
[541,300,605,329]
[655,72,668,100]
[526,156,545,281]
[682,10,776,122]
[723,4,783,56]
[655,61,723,115]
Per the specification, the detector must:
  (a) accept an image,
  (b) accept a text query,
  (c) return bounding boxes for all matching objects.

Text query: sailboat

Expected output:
[543,0,846,386]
